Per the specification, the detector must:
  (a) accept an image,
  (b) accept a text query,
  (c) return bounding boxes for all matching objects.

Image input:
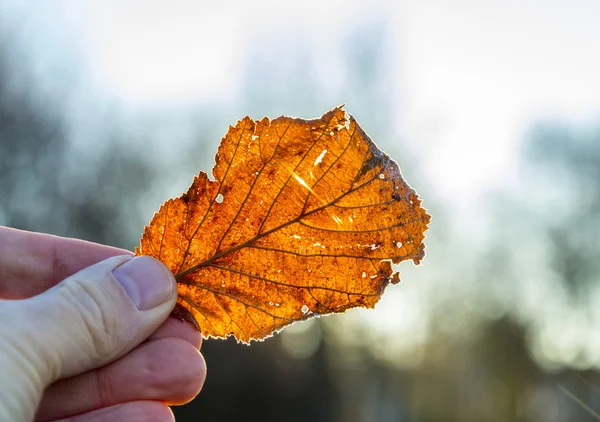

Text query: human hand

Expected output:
[0,226,206,421]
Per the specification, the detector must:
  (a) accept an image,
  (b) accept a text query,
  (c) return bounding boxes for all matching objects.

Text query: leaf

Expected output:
[136,106,430,343]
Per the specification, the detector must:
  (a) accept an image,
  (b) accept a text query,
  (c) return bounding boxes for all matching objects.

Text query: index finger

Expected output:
[0,226,133,299]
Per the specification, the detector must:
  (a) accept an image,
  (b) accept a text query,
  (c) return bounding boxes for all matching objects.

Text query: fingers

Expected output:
[36,338,206,421]
[147,316,203,350]
[49,400,175,422]
[0,226,131,299]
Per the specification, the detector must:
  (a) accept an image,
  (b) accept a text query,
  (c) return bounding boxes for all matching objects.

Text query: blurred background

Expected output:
[1,0,600,420]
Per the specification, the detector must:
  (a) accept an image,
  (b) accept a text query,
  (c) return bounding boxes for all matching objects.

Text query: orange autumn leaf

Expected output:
[136,106,430,343]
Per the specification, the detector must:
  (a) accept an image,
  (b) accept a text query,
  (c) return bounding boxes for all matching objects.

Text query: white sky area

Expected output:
[2,0,600,368]
[3,0,598,204]
[399,0,600,204]
[35,0,599,204]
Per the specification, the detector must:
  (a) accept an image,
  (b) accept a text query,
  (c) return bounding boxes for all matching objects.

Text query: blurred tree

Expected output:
[479,120,600,421]
[524,124,600,298]
[0,33,69,232]
[0,32,155,248]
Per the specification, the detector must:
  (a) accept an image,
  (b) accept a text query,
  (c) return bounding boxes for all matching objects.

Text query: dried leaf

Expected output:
[136,106,430,343]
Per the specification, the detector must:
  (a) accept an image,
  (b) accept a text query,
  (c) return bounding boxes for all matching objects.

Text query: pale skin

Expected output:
[0,226,206,422]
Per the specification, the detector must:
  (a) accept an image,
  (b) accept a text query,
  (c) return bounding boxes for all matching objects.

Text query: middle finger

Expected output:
[35,338,206,421]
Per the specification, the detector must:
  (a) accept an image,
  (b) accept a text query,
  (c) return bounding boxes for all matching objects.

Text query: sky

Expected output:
[399,0,600,204]
[3,0,599,206]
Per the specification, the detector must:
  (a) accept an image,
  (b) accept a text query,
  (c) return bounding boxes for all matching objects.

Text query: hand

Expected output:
[0,226,206,421]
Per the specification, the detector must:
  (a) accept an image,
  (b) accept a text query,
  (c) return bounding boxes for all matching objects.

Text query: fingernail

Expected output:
[112,256,176,310]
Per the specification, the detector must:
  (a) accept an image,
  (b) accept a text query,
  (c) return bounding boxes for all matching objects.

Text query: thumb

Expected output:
[0,255,177,421]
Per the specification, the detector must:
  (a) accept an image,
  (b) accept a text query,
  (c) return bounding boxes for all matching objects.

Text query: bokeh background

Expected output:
[2,1,600,421]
